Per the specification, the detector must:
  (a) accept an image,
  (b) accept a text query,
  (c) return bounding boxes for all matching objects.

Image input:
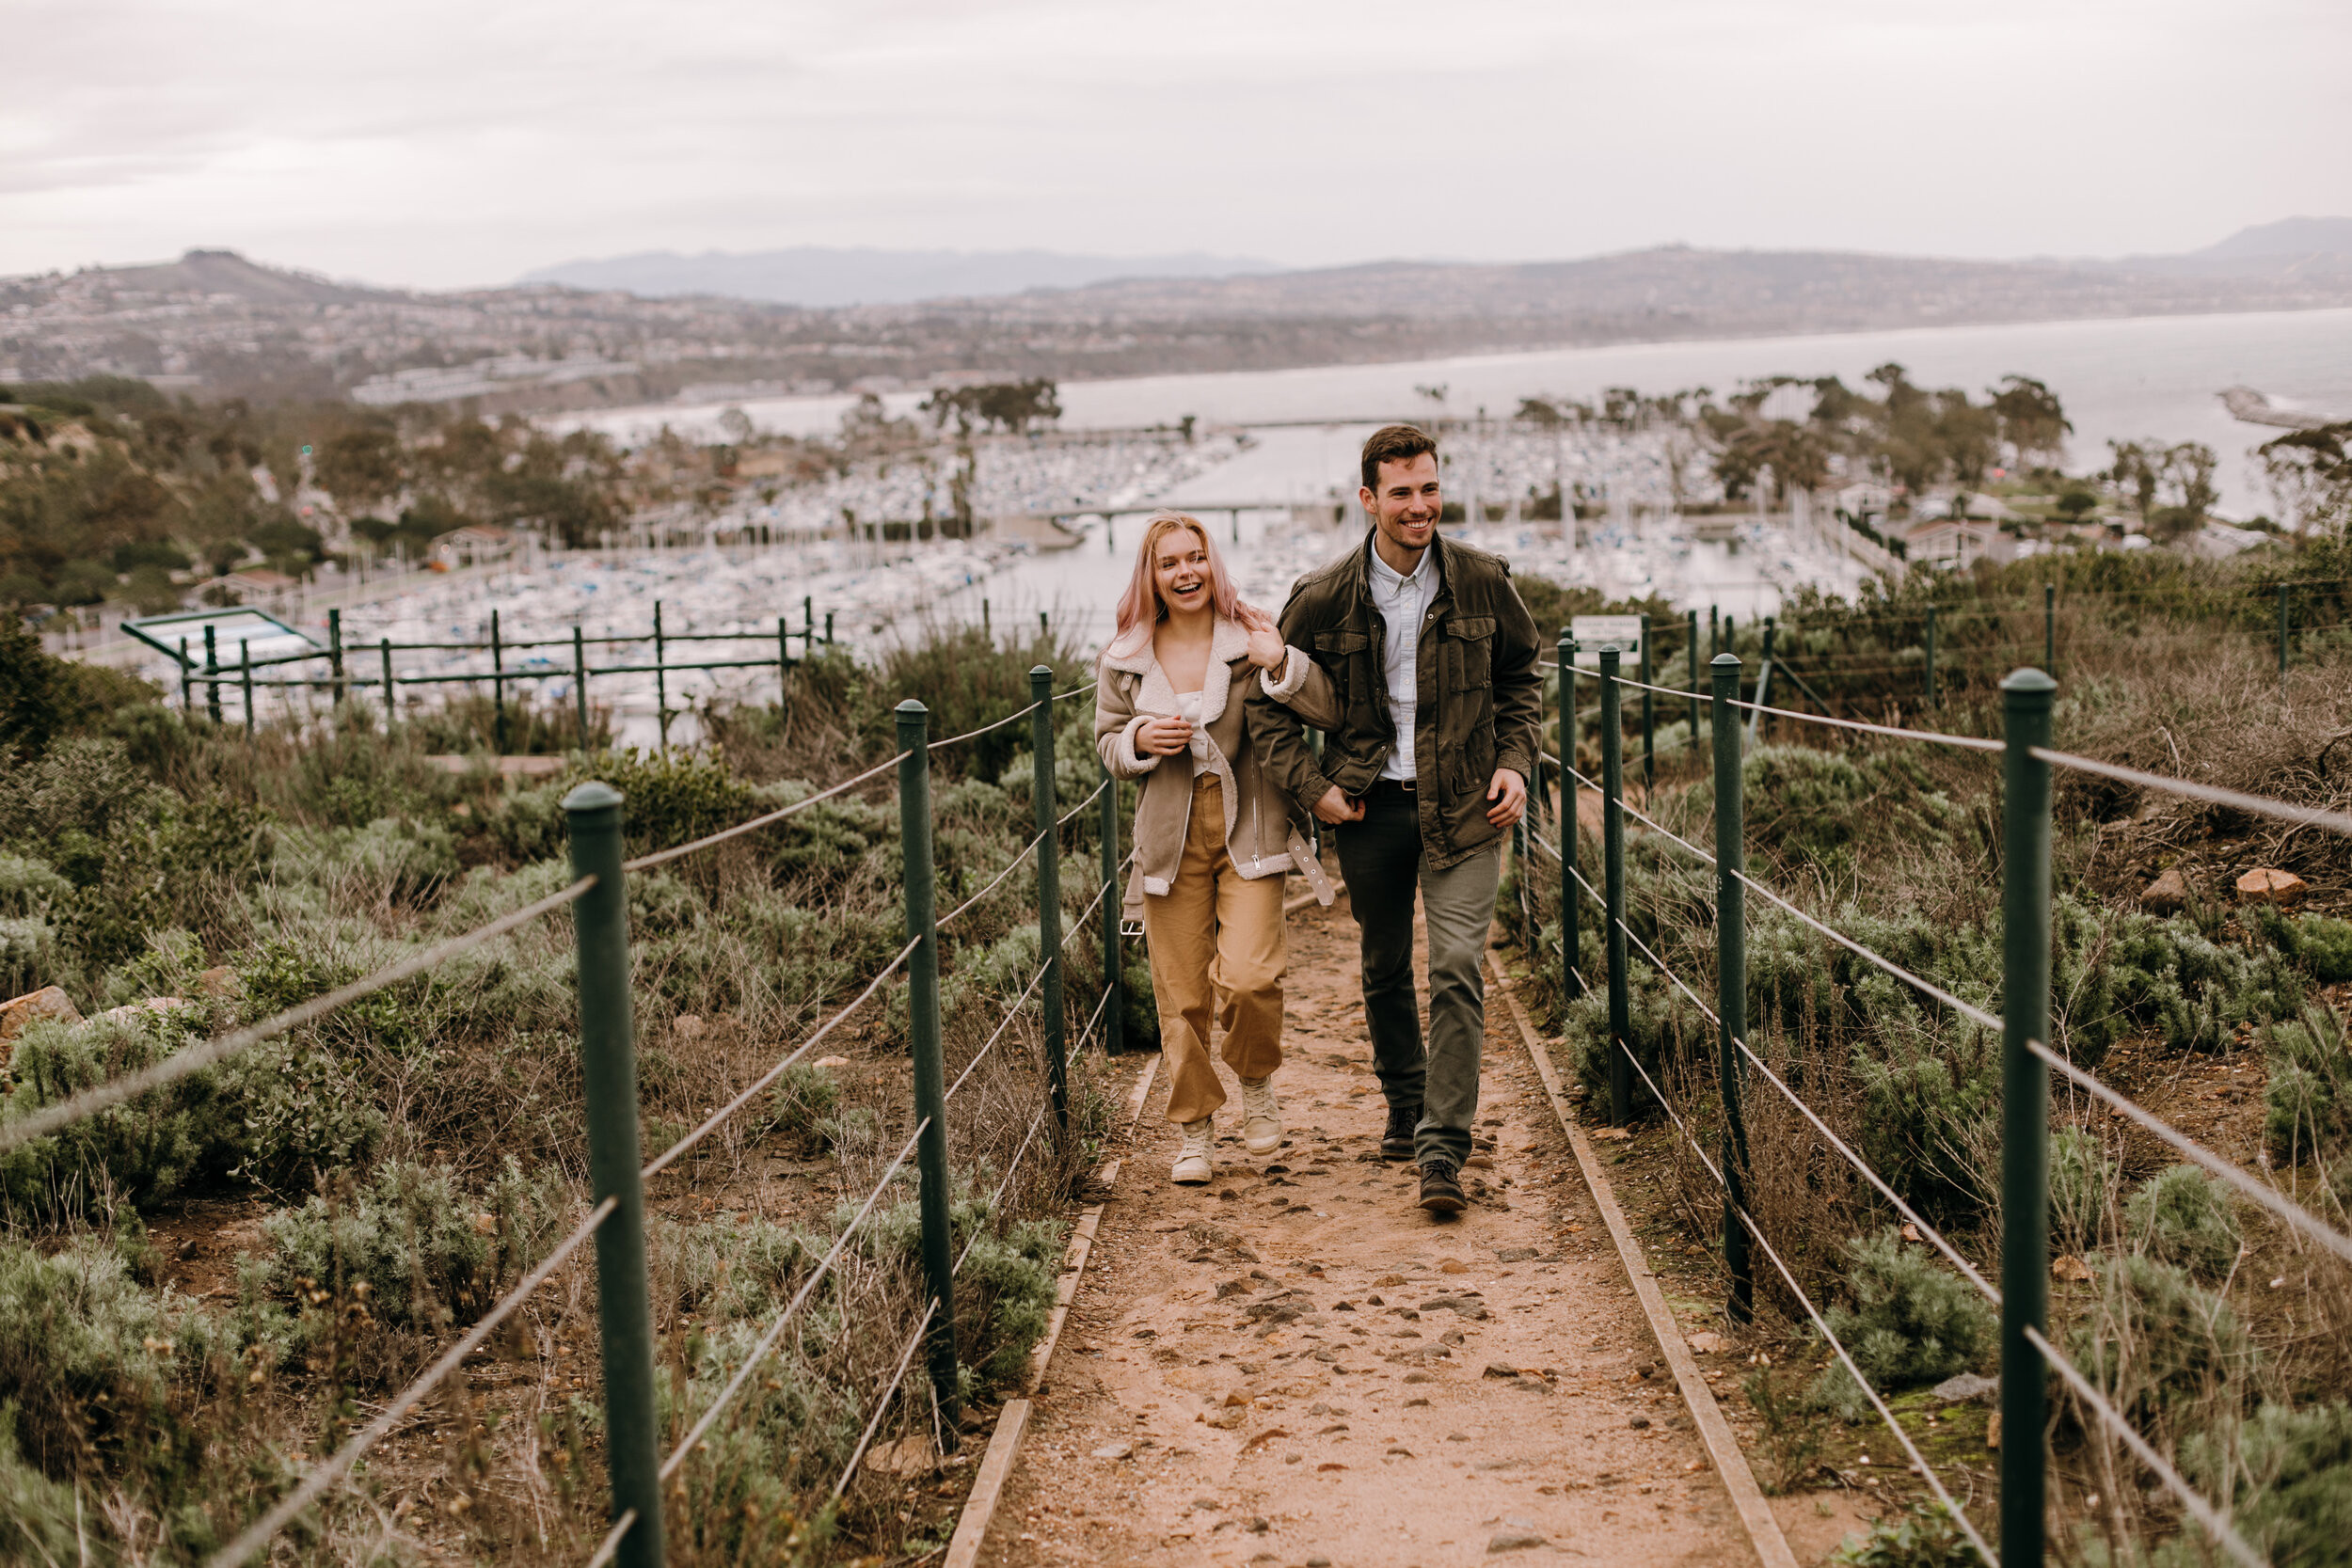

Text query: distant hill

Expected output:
[516,246,1283,307]
[2198,217,2352,259]
[29,248,393,306]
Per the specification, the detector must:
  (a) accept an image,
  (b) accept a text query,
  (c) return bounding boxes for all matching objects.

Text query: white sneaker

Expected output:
[1239,1076,1282,1155]
[1171,1117,1215,1185]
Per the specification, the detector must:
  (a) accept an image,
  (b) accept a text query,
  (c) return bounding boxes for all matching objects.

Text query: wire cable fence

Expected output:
[11,650,1134,1568]
[1517,635,2352,1568]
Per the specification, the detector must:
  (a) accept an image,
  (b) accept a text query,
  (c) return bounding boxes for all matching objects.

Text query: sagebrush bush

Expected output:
[262,1157,566,1338]
[1808,1228,1995,1420]
[2174,1400,2352,1568]
[2050,1126,2120,1250]
[2070,1255,2256,1424]
[2125,1165,2241,1281]
[1832,1502,1979,1568]
[2265,1013,2350,1164]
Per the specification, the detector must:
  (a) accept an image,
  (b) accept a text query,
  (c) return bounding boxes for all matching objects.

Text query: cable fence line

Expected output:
[0,876,596,1155]
[2027,1040,2352,1268]
[927,700,1043,752]
[830,1300,943,1504]
[583,1510,638,1568]
[622,749,911,872]
[641,936,924,1181]
[209,1196,620,1568]
[1516,642,2352,1567]
[1611,1037,2002,1568]
[1732,1032,2001,1306]
[659,1122,929,1482]
[1727,698,2004,754]
[2024,1326,2266,1568]
[936,825,1052,932]
[135,657,1138,1568]
[2031,748,2352,840]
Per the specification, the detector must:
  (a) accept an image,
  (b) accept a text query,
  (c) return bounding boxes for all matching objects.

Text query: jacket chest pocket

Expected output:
[1313,629,1370,697]
[1443,616,1495,692]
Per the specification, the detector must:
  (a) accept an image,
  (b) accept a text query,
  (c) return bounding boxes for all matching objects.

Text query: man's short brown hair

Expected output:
[1360,423,1438,492]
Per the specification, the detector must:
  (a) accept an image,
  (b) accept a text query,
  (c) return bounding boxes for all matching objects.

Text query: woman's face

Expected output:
[1152,526,1212,618]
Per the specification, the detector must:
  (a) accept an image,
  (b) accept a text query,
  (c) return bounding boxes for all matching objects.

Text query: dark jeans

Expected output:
[1333,783,1501,1168]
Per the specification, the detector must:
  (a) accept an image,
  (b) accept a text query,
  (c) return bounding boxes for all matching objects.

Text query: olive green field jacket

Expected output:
[1246,531,1543,870]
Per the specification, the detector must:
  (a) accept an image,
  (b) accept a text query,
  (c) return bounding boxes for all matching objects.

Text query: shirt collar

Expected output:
[1366,531,1436,594]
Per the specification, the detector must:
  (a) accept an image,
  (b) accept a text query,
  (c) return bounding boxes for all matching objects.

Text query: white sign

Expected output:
[1568,614,1645,668]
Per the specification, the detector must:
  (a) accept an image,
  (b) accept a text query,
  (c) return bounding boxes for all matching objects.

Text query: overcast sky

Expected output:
[5,0,2347,291]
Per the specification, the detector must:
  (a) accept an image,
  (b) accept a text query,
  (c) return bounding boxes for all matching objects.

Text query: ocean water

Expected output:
[563,307,2352,520]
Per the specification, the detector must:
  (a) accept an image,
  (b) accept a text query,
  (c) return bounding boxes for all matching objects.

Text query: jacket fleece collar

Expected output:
[1101,615,1250,725]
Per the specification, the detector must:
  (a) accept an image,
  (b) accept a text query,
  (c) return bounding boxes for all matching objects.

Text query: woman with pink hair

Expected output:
[1096,512,1334,1184]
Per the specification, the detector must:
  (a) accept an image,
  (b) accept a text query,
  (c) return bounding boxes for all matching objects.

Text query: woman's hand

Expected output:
[1237,604,1287,673]
[1136,716,1195,756]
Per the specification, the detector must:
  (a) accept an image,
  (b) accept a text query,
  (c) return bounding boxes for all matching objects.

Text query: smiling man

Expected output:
[1249,423,1541,1214]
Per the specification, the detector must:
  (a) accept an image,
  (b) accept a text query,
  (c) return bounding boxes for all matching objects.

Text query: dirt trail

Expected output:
[981,894,1756,1567]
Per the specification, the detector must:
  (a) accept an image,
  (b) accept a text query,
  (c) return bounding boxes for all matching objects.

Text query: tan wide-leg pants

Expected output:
[1142,774,1287,1126]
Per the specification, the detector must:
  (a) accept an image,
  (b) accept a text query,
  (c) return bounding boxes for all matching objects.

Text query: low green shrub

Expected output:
[1808,1228,1995,1420]
[2050,1126,2119,1250]
[1832,1502,1979,1568]
[753,1062,843,1148]
[2255,908,2352,984]
[2175,1400,2352,1568]
[2124,1165,2240,1281]
[262,1158,566,1337]
[2069,1255,2256,1424]
[2265,1013,2351,1164]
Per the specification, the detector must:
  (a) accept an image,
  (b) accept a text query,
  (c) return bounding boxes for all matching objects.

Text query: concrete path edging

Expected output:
[942,1050,1160,1568]
[1487,952,1802,1568]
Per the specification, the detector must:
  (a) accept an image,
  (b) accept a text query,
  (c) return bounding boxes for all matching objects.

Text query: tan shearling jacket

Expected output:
[1094,614,1336,926]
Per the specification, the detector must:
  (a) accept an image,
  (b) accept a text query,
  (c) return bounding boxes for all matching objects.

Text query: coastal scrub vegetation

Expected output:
[0,620,1132,1562]
[1497,550,2352,1563]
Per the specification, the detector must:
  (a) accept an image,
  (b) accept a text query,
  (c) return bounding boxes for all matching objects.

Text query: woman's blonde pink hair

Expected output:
[1106,511,1253,656]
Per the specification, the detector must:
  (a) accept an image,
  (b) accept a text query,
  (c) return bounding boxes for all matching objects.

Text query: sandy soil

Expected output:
[980,892,1759,1568]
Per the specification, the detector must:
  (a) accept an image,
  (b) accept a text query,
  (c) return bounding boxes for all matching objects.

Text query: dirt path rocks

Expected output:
[981,898,1754,1567]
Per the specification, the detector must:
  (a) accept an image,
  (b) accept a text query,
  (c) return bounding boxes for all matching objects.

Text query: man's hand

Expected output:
[1136,717,1195,757]
[1312,785,1366,825]
[1485,768,1527,829]
[1237,604,1287,673]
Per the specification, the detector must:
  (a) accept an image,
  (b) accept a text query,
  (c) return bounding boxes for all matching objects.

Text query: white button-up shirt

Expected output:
[1365,536,1438,782]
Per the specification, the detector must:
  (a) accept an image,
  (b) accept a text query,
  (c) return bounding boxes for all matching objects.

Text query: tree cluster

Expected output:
[1695,366,2071,506]
[918,378,1063,436]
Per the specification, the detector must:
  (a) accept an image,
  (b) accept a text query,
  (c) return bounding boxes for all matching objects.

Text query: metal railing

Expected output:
[1521,638,2352,1568]
[1,662,1128,1568]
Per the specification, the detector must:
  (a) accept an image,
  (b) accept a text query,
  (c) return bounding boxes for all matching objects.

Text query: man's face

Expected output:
[1361,452,1440,558]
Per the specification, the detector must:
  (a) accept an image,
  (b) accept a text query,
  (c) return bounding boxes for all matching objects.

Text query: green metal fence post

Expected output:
[825,611,834,648]
[240,639,254,739]
[896,702,962,1437]
[2044,583,2056,677]
[804,594,815,657]
[204,625,222,725]
[2279,582,2290,678]
[1031,669,1069,1141]
[1039,610,1049,642]
[653,602,669,750]
[179,638,193,715]
[491,608,508,754]
[1925,604,1938,709]
[1710,654,1753,1323]
[1639,624,1655,792]
[1686,608,1700,743]
[563,783,665,1568]
[1999,667,2057,1568]
[328,608,346,708]
[573,626,590,743]
[1561,634,1581,1001]
[1600,646,1630,1125]
[1100,760,1124,1056]
[379,639,393,725]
